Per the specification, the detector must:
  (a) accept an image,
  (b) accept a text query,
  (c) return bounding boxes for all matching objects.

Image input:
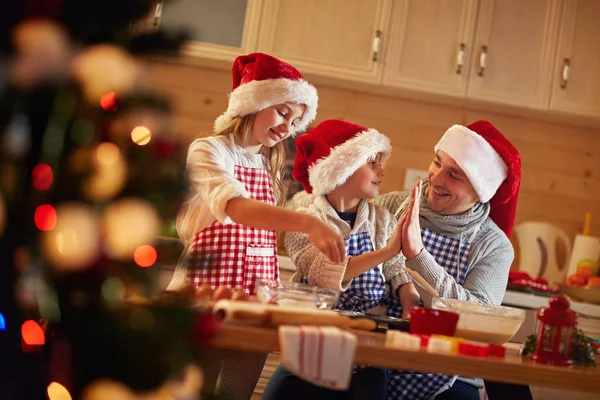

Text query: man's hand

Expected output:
[401,180,424,260]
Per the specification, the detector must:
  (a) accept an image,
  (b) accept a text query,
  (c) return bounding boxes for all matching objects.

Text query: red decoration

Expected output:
[458,342,488,358]
[410,307,459,337]
[531,296,577,366]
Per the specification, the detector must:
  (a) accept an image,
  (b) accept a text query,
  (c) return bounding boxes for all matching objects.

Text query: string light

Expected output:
[21,320,45,345]
[34,204,57,231]
[133,245,157,268]
[47,382,72,400]
[31,164,53,190]
[130,126,151,146]
[99,92,117,111]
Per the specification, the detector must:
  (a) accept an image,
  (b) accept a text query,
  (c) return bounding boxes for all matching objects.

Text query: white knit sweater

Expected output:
[284,195,411,304]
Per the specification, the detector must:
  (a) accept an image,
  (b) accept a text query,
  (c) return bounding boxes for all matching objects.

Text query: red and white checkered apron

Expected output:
[187,165,280,295]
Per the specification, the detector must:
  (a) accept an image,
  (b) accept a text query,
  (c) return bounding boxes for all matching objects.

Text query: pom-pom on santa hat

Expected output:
[214,52,318,133]
[293,119,391,196]
[434,120,521,237]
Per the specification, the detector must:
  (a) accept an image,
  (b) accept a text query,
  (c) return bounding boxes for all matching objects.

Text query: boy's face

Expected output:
[341,153,385,199]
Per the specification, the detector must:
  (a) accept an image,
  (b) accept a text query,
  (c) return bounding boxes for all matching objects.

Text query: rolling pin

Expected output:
[213,300,377,331]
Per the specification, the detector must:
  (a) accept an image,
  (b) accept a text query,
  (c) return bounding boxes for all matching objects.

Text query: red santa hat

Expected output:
[293,119,391,195]
[434,120,521,237]
[214,52,318,133]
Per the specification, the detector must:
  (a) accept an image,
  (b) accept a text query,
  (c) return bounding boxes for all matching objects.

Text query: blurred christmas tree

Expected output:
[0,1,220,399]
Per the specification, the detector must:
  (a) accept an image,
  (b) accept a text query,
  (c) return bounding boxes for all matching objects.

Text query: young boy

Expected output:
[263,119,420,400]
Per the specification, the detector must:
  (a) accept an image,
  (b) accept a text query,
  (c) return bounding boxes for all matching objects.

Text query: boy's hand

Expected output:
[385,217,404,256]
[401,180,424,260]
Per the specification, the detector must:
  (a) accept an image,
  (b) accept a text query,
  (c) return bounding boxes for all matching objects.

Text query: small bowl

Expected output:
[559,284,600,305]
[255,279,340,309]
[432,297,526,345]
[410,307,459,336]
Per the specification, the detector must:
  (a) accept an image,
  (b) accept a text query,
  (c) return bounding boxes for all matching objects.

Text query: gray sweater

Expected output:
[373,189,513,308]
[374,185,514,390]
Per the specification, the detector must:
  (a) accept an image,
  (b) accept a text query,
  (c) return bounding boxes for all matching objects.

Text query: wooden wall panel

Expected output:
[148,61,600,245]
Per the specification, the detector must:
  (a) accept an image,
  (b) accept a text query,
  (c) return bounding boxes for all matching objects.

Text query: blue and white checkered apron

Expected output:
[386,228,470,400]
[337,231,386,312]
[299,231,386,312]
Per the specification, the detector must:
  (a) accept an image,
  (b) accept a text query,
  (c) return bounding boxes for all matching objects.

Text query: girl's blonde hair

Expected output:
[213,113,287,206]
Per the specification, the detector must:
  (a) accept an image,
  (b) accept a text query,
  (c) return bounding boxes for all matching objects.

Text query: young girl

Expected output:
[167,53,345,399]
[263,119,420,400]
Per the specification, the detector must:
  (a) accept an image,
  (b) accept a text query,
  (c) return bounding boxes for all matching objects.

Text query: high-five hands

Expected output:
[399,180,424,260]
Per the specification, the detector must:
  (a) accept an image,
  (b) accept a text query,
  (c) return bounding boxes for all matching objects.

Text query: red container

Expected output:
[410,307,459,336]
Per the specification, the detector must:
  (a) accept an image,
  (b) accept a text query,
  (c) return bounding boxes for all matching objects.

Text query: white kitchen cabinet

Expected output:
[549,0,600,117]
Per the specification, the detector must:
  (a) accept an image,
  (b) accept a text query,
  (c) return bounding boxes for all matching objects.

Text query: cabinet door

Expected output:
[550,0,600,117]
[383,0,478,97]
[257,0,392,83]
[466,0,562,109]
[159,0,263,61]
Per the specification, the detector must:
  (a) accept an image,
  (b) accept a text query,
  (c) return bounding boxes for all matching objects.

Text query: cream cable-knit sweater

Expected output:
[284,195,411,305]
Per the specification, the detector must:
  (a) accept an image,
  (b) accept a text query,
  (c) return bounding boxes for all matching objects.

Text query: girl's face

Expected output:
[342,152,385,199]
[426,150,479,215]
[250,102,306,148]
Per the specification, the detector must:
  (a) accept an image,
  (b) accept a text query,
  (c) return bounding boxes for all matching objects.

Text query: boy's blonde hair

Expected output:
[213,113,287,206]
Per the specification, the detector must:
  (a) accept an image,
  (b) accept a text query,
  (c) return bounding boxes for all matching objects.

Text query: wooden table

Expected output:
[209,324,600,394]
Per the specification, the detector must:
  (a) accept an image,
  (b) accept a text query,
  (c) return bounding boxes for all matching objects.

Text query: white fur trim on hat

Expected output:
[214,78,318,133]
[434,124,508,203]
[309,129,391,196]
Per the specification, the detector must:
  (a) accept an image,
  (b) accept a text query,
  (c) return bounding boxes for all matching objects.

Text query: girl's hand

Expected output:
[307,218,345,263]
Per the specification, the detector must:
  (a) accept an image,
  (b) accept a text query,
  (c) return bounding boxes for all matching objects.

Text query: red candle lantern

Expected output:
[531,296,577,366]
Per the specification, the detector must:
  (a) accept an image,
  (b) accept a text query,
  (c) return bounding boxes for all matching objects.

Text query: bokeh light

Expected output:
[0,312,6,330]
[47,382,72,400]
[96,142,120,165]
[0,195,5,237]
[103,199,159,260]
[101,277,125,305]
[3,115,31,157]
[71,118,95,145]
[31,163,53,190]
[82,380,137,400]
[11,20,71,89]
[42,203,101,271]
[84,142,127,201]
[133,245,157,268]
[131,126,151,146]
[72,45,138,102]
[34,204,57,231]
[99,92,117,111]
[21,320,45,345]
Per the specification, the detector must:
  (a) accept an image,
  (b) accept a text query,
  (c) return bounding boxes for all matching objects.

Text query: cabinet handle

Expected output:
[154,0,163,27]
[456,43,466,74]
[372,30,382,62]
[560,58,570,89]
[477,45,488,77]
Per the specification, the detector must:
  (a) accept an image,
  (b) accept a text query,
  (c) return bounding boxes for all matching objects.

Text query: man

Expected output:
[374,120,528,400]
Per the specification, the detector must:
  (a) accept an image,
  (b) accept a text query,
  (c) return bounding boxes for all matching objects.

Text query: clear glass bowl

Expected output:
[431,297,526,344]
[255,279,340,309]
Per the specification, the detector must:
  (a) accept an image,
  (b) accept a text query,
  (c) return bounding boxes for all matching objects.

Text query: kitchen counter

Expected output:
[210,324,600,394]
[503,290,600,318]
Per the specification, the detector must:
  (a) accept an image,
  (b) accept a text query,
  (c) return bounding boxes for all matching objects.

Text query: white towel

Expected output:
[278,325,358,391]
